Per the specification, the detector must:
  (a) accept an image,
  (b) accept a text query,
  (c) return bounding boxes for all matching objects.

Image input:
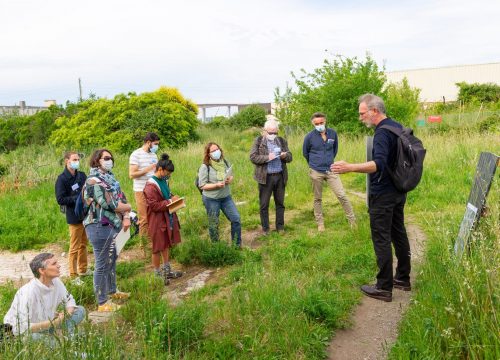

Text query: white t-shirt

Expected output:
[4,278,76,335]
[129,148,158,192]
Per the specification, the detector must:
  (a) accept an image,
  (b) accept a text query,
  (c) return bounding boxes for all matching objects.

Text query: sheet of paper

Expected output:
[115,228,130,255]
[224,165,233,181]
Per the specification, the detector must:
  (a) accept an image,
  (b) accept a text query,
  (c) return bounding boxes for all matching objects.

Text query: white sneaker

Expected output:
[78,269,93,276]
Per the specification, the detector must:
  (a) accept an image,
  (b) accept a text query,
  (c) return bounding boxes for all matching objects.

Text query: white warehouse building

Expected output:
[386,62,500,103]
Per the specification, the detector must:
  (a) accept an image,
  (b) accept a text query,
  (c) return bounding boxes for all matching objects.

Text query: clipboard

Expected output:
[166,197,186,213]
[115,228,130,255]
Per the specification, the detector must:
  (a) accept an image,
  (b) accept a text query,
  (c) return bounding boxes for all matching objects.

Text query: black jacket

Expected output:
[55,167,87,224]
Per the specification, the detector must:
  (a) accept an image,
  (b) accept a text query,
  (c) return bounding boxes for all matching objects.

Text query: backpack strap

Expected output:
[379,124,402,136]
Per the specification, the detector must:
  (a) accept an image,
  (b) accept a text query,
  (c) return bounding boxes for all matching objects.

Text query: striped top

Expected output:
[129,148,158,192]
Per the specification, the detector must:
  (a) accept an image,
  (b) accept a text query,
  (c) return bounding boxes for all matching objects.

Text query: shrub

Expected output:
[49,87,200,153]
[457,82,500,104]
[205,116,230,129]
[277,55,386,134]
[477,113,500,133]
[384,78,421,127]
[229,104,266,129]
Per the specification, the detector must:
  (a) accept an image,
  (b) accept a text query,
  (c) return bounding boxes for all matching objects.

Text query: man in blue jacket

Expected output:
[303,112,356,232]
[55,152,89,280]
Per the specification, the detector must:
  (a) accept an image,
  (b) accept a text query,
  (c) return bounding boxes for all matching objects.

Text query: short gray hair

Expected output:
[30,253,54,278]
[264,119,279,130]
[358,94,386,114]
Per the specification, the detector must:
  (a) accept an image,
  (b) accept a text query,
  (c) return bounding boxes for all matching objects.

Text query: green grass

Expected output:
[0,125,498,358]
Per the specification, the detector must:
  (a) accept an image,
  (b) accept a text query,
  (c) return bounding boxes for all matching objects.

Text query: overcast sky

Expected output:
[1,0,499,110]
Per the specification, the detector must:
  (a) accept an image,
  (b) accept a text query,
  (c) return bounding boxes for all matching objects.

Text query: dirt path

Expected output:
[327,191,427,360]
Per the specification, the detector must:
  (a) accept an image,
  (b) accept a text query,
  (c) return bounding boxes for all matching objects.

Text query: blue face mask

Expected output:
[150,144,159,153]
[210,149,222,161]
[69,161,80,170]
[315,124,326,133]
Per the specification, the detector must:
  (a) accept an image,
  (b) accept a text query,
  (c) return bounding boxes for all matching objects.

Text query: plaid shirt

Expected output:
[266,140,283,174]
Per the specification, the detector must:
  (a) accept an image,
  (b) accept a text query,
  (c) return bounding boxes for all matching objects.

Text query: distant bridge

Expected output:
[197,103,272,122]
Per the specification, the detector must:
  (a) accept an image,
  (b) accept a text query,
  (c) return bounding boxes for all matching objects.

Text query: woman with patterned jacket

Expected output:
[84,149,131,312]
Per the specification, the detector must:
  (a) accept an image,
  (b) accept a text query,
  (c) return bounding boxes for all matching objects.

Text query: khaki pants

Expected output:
[309,168,356,226]
[135,191,149,238]
[68,223,88,276]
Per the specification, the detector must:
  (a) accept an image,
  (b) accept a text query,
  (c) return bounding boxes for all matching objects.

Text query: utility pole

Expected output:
[78,78,83,102]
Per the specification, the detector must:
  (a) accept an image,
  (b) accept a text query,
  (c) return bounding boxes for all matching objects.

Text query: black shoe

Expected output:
[360,284,392,302]
[393,279,411,291]
[162,265,183,279]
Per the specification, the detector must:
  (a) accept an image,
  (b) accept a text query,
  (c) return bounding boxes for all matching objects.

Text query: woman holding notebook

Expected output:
[143,153,183,283]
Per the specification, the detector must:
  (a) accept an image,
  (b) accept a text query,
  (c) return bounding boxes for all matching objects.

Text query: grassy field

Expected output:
[0,125,498,359]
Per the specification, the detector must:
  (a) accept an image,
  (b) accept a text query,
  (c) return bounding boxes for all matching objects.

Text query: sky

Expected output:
[1,0,499,115]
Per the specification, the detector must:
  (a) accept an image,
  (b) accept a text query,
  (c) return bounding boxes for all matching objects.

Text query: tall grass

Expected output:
[0,126,498,358]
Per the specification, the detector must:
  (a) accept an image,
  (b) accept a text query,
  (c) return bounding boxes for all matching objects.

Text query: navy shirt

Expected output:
[370,117,401,194]
[55,167,87,224]
[302,128,339,173]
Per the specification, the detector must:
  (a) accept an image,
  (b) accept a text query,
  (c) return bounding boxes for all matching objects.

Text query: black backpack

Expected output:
[195,159,229,194]
[380,125,426,193]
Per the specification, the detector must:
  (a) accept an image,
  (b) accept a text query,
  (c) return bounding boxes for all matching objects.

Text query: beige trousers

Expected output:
[135,191,149,238]
[68,223,88,276]
[309,168,356,225]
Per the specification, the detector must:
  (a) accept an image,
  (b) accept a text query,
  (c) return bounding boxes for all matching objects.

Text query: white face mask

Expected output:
[267,134,277,141]
[69,161,80,170]
[100,159,113,171]
[315,124,326,132]
[210,149,222,161]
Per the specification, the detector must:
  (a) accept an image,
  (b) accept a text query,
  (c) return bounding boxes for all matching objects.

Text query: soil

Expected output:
[327,190,427,360]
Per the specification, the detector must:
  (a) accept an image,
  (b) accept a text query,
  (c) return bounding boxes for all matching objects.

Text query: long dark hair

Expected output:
[156,153,174,172]
[203,142,224,165]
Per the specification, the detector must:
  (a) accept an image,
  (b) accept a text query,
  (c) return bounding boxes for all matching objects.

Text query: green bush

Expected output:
[49,87,200,153]
[276,55,386,134]
[457,82,500,104]
[172,237,243,267]
[205,116,230,129]
[229,104,266,129]
[384,78,421,127]
[477,113,500,133]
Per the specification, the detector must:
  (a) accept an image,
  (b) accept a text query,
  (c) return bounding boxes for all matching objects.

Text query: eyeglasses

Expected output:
[267,132,278,135]
[101,156,114,161]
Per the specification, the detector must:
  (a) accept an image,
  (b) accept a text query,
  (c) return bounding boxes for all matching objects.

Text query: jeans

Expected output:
[368,192,411,291]
[202,195,241,246]
[85,223,118,305]
[258,173,285,231]
[30,306,86,346]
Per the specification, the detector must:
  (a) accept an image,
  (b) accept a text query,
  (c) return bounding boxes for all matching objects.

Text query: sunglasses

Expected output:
[267,132,278,135]
[101,156,114,161]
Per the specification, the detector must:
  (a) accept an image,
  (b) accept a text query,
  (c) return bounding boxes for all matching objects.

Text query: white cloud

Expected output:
[0,0,499,106]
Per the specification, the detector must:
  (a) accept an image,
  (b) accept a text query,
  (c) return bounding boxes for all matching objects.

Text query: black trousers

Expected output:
[368,192,411,291]
[258,173,285,231]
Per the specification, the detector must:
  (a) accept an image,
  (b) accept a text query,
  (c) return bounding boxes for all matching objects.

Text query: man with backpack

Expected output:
[55,151,89,281]
[332,94,422,302]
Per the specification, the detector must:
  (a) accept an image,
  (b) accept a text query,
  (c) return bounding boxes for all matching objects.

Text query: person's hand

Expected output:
[268,153,277,161]
[171,195,180,202]
[122,217,131,232]
[225,176,233,184]
[217,181,225,188]
[331,161,350,174]
[147,163,156,172]
[54,312,65,326]
[279,152,287,159]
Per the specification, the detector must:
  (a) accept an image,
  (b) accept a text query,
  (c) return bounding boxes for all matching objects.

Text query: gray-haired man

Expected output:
[250,115,293,234]
[3,253,86,342]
